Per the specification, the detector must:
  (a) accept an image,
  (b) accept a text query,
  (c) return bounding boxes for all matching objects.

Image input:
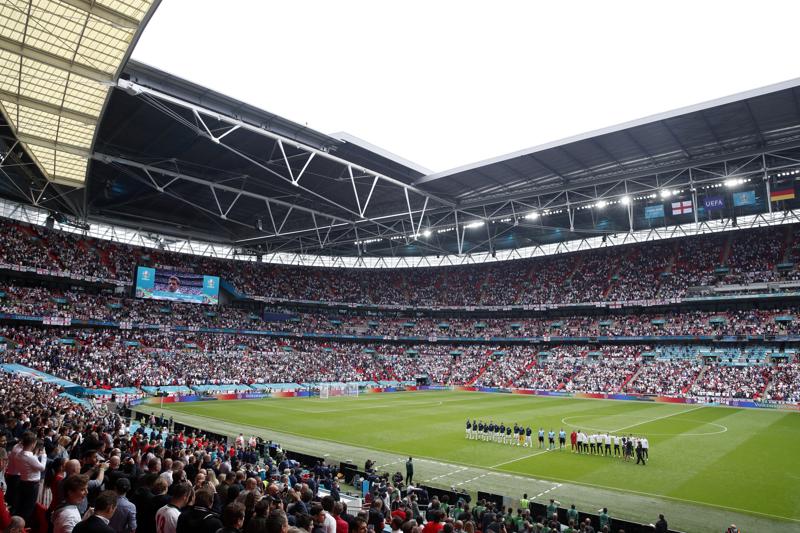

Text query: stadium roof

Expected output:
[2,28,800,258]
[0,0,159,187]
[414,77,800,206]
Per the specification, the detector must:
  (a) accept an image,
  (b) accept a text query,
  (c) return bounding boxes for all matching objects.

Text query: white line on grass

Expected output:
[150,404,800,524]
[490,449,550,468]
[534,483,562,499]
[457,473,489,486]
[423,467,469,483]
[611,404,706,433]
[561,414,728,436]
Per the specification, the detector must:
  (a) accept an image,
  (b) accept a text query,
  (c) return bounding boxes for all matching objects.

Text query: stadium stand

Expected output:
[5,219,800,306]
[2,34,800,531]
[1,220,800,404]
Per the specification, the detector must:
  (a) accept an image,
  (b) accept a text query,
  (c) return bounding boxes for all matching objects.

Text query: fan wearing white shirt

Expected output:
[16,432,46,523]
[156,482,193,533]
[5,441,23,511]
[53,474,90,533]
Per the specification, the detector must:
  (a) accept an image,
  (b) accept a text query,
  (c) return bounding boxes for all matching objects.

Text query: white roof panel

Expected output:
[0,0,158,185]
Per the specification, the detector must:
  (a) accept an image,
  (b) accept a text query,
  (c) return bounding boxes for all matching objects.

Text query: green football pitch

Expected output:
[144,391,800,533]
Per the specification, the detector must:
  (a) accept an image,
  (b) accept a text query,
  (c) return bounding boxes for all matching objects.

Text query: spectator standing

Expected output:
[74,491,118,533]
[109,478,137,533]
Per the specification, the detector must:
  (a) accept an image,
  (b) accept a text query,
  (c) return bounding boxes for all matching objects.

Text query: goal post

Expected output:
[319,383,359,398]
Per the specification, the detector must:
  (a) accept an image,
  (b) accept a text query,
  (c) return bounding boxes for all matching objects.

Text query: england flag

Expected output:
[671,200,693,215]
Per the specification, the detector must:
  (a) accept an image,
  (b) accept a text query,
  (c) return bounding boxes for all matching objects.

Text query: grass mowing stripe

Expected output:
[155,404,800,525]
[151,391,800,525]
[610,404,706,432]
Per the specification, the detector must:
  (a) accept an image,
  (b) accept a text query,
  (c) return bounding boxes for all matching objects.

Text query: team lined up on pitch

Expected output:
[466,420,650,463]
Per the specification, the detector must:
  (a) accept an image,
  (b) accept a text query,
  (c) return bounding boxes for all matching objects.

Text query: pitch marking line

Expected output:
[490,449,550,468]
[611,404,706,433]
[456,473,489,486]
[534,483,563,499]
[376,459,405,469]
[423,466,469,483]
[149,405,800,524]
[560,415,728,436]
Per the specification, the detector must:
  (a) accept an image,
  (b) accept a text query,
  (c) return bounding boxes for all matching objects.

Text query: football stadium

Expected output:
[0,2,799,533]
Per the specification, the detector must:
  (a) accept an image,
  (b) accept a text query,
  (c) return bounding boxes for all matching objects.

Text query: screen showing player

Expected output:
[134,266,220,305]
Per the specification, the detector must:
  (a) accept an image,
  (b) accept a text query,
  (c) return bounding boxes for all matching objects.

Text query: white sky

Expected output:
[132,0,800,174]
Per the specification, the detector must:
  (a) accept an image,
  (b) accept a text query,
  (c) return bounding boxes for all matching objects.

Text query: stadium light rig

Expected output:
[620,196,631,205]
[465,221,485,229]
[724,177,746,187]
[524,212,540,220]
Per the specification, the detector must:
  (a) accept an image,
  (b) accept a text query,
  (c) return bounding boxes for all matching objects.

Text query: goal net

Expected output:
[319,383,359,399]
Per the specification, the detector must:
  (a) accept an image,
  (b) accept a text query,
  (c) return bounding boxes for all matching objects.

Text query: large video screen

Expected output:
[135,266,220,305]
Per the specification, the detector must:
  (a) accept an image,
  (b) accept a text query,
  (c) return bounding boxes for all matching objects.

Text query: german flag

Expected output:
[770,187,795,202]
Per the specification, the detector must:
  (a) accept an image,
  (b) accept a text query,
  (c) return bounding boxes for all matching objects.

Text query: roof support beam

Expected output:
[96,153,452,254]
[659,120,692,159]
[16,134,91,157]
[94,153,352,226]
[0,35,113,83]
[119,79,455,208]
[0,89,97,125]
[59,0,141,29]
[699,110,724,150]
[743,101,766,147]
[529,154,569,183]
[457,138,800,209]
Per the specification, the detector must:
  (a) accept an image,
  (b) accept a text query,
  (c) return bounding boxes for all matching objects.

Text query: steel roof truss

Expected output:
[119,79,455,208]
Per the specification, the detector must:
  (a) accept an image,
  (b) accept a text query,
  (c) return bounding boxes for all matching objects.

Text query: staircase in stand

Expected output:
[779,226,796,271]
[47,250,65,270]
[719,233,734,265]
[618,363,642,392]
[562,255,585,286]
[566,365,585,390]
[505,356,538,388]
[467,359,493,385]
[602,249,632,298]
[683,365,706,394]
[98,248,117,277]
[653,241,680,294]
[754,368,774,400]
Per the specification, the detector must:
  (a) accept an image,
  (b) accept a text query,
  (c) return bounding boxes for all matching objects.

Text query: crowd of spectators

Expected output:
[472,348,536,388]
[0,366,682,533]
[624,361,703,396]
[0,369,372,533]
[565,347,642,393]
[3,219,800,306]
[1,217,798,533]
[764,362,800,402]
[2,322,797,400]
[690,365,772,400]
[4,286,800,339]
